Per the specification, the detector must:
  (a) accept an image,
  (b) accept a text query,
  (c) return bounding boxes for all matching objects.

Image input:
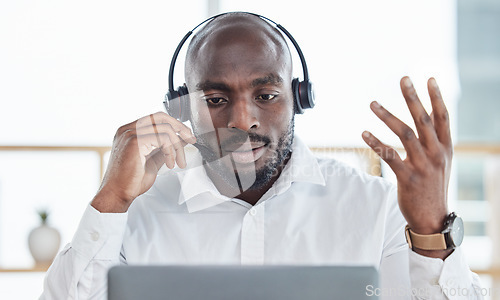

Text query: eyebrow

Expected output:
[195,74,284,92]
[251,74,284,88]
[195,81,231,92]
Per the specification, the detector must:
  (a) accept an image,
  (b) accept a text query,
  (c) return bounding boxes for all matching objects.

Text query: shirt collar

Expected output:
[176,153,231,213]
[176,136,326,213]
[262,136,326,200]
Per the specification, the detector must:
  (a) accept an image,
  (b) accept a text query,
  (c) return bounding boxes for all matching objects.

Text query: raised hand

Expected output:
[91,112,196,213]
[362,77,453,257]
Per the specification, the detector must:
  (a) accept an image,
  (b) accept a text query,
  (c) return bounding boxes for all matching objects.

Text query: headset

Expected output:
[164,12,315,122]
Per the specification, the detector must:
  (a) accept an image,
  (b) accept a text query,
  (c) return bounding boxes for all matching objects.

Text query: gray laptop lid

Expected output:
[108,265,379,300]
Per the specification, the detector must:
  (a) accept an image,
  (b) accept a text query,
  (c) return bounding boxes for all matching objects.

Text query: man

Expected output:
[41,12,482,299]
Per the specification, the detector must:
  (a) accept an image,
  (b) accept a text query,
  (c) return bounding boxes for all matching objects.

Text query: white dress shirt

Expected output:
[41,137,483,299]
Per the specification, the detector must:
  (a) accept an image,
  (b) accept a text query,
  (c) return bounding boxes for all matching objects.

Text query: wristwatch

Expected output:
[405,212,464,250]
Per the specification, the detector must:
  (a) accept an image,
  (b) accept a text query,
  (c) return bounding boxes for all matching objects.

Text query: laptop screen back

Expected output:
[108,265,379,300]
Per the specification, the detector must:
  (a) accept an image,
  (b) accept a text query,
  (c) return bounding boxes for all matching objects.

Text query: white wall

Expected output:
[0,1,464,298]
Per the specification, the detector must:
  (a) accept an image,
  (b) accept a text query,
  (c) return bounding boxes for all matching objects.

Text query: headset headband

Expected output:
[168,12,310,94]
[165,12,315,121]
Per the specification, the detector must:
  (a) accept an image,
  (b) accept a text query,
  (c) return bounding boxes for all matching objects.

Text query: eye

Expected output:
[206,97,227,105]
[256,94,277,101]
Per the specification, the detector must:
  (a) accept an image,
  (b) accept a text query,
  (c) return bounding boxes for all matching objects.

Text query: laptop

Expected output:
[108,265,379,300]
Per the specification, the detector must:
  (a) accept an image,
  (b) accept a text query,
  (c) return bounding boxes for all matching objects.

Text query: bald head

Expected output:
[184,13,293,84]
[183,14,297,195]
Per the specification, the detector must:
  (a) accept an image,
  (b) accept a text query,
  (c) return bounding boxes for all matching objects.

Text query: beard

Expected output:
[250,120,294,190]
[192,115,295,194]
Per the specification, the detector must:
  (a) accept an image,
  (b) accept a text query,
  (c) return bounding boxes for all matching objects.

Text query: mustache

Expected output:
[192,129,271,161]
[219,131,271,150]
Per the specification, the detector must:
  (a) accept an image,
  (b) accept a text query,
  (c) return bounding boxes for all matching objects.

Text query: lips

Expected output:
[223,143,267,164]
[223,142,266,153]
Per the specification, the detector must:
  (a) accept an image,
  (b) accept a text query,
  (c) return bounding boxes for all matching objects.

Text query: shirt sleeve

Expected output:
[408,247,484,299]
[40,204,128,300]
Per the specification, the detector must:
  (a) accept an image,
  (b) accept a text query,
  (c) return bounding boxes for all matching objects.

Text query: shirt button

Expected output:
[446,278,456,287]
[249,208,257,216]
[90,231,100,241]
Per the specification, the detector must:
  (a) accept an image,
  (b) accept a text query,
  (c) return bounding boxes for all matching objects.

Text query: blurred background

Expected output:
[0,0,499,298]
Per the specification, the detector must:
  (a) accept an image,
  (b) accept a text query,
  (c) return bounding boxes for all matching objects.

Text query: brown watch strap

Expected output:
[405,225,447,250]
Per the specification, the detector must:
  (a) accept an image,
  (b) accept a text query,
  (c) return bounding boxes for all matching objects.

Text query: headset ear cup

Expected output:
[299,80,315,111]
[292,78,315,114]
[177,85,190,122]
[164,90,181,119]
[292,78,303,114]
[164,84,191,122]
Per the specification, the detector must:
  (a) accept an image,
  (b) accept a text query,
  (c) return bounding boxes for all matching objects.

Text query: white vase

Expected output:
[28,224,61,268]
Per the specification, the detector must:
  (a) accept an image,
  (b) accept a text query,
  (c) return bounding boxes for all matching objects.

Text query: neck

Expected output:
[205,154,291,206]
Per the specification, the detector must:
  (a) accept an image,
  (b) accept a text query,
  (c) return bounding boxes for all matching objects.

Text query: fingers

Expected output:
[369,101,424,161]
[147,113,192,169]
[138,121,189,169]
[137,111,196,144]
[362,131,406,175]
[136,133,175,168]
[369,76,452,164]
[117,112,196,170]
[427,78,452,147]
[146,149,169,175]
[400,77,440,148]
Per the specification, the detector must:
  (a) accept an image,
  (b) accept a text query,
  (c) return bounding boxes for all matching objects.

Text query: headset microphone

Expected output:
[164,12,315,122]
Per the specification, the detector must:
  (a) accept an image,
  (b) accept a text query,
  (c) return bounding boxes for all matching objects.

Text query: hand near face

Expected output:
[362,77,453,255]
[91,112,196,213]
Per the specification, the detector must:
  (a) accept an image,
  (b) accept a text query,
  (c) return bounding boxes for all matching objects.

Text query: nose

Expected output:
[227,99,260,131]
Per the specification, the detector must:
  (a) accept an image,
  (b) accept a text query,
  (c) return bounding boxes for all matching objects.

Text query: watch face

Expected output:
[451,216,464,247]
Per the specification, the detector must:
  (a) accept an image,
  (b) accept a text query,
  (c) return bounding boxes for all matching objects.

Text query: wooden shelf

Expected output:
[0,264,49,273]
[0,266,499,277]
[472,268,500,277]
